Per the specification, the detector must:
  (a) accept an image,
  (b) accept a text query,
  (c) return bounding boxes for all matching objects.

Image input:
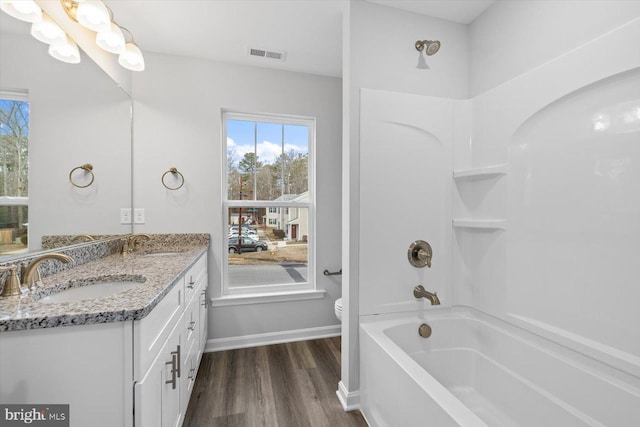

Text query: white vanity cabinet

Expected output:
[134,253,208,427]
[0,251,208,427]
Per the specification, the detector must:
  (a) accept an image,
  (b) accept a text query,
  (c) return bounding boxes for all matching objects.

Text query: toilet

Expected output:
[334,298,343,321]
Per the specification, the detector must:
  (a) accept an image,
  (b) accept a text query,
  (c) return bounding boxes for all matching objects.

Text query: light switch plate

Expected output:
[120,208,132,224]
[134,208,145,224]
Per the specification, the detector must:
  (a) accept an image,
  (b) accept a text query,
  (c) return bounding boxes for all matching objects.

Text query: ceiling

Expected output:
[2,1,496,78]
[108,0,495,78]
[369,1,495,24]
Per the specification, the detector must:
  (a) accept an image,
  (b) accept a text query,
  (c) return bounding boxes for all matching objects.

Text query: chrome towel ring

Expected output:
[69,164,95,188]
[162,167,185,190]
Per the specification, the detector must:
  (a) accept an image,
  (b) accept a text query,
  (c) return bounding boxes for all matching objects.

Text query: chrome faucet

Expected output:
[21,253,75,288]
[127,233,151,253]
[413,285,440,305]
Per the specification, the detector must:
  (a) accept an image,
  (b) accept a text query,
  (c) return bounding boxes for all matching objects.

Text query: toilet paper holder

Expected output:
[323,269,342,276]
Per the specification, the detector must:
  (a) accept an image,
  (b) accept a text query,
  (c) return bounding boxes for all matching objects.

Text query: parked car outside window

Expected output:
[228,236,268,253]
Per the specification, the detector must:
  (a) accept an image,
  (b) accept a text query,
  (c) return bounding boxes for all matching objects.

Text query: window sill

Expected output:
[211,289,326,307]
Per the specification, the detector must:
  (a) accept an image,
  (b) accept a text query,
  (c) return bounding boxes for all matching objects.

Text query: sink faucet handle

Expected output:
[0,264,21,297]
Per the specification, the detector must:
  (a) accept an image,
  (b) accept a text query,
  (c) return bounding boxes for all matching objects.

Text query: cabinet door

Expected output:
[134,340,166,427]
[162,320,183,427]
[135,320,183,427]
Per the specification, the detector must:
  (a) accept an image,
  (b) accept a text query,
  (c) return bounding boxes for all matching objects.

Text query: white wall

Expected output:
[131,53,342,341]
[469,0,640,96]
[0,33,132,250]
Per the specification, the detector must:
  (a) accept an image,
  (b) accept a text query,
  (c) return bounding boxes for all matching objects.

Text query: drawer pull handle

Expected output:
[171,345,181,378]
[165,354,177,390]
[188,367,196,380]
[188,320,196,331]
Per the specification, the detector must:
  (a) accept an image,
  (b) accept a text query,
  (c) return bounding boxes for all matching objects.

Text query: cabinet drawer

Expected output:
[133,281,183,379]
[184,255,206,301]
[184,295,197,347]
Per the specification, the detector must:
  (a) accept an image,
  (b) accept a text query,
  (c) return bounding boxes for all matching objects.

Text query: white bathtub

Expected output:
[359,307,640,427]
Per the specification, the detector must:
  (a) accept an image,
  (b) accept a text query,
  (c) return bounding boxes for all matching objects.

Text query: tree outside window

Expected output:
[0,96,29,254]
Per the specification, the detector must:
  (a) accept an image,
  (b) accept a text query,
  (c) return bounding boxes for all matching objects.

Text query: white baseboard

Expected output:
[204,324,341,352]
[336,380,360,411]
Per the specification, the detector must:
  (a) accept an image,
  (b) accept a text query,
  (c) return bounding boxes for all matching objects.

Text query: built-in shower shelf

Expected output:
[453,164,507,180]
[453,218,506,229]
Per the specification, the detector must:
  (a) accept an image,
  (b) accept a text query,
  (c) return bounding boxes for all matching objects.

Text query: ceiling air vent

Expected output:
[248,47,286,61]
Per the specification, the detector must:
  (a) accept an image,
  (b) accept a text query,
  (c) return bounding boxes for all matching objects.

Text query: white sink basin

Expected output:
[39,281,144,304]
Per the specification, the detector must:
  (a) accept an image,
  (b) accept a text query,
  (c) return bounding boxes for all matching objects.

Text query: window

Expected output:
[0,91,29,256]
[222,111,315,298]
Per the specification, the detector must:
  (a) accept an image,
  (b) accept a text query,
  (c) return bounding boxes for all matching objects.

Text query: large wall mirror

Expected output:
[0,11,133,260]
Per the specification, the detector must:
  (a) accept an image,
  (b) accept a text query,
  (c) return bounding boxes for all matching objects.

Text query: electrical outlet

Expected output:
[120,208,132,224]
[134,208,145,224]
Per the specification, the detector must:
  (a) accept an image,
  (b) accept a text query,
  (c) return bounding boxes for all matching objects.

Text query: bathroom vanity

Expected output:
[0,236,208,427]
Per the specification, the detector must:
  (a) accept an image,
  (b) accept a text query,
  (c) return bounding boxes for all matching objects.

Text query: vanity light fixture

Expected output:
[1,0,144,70]
[61,0,145,71]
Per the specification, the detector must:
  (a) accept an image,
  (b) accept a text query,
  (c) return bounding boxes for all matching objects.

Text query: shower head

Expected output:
[415,40,441,56]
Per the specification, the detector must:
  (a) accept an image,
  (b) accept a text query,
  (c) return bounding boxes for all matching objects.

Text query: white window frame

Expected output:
[217,110,320,304]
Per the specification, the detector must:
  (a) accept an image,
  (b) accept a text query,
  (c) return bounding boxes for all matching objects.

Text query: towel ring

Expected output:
[162,167,185,190]
[69,164,94,188]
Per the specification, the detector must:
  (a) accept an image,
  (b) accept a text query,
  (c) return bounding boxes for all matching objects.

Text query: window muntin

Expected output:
[223,112,314,295]
[0,93,29,255]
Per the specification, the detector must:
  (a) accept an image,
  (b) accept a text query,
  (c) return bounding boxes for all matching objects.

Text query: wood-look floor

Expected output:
[183,337,368,427]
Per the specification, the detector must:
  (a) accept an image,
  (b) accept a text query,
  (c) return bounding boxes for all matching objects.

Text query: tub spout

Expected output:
[413,285,440,305]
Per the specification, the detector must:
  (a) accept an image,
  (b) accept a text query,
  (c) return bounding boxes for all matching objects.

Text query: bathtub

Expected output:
[359,307,640,427]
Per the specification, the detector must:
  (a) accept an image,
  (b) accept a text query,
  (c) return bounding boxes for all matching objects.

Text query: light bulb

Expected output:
[31,12,66,45]
[0,0,42,23]
[76,0,110,33]
[96,22,125,54]
[48,34,81,64]
[118,42,145,71]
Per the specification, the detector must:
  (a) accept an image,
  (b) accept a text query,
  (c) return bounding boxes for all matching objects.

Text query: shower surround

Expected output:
[358,18,640,426]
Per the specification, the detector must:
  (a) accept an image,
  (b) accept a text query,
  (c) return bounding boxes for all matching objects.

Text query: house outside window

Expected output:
[223,111,314,296]
[0,91,29,256]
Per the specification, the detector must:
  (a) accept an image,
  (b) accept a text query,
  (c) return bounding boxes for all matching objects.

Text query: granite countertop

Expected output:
[0,245,208,332]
